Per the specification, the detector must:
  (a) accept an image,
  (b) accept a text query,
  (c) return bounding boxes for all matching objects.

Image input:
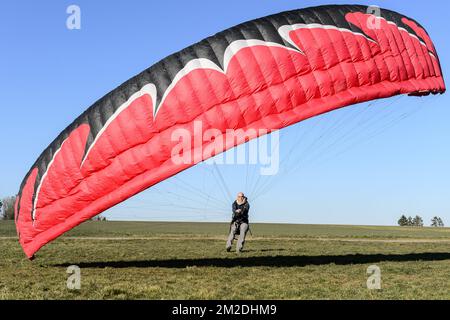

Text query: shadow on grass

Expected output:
[54,252,450,269]
[244,248,287,253]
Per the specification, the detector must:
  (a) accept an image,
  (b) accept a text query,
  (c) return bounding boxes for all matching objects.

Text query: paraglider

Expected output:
[227,192,250,253]
[15,4,445,259]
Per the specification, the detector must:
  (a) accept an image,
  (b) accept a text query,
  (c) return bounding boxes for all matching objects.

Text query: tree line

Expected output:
[1,196,107,221]
[0,195,445,227]
[397,215,445,227]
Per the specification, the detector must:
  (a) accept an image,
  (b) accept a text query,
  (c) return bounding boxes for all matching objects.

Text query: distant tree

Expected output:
[407,216,414,226]
[398,215,409,226]
[1,196,16,220]
[412,215,424,227]
[432,217,445,227]
[431,217,439,227]
[91,214,107,221]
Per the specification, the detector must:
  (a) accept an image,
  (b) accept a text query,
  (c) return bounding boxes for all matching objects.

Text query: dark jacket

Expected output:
[232,198,250,224]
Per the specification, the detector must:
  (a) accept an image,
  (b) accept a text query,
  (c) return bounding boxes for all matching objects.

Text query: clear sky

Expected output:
[1,1,449,226]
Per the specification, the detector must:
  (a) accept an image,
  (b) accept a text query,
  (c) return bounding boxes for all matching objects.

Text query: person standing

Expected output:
[226,192,250,253]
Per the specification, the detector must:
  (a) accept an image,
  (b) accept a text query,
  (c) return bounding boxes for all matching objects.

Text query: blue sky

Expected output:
[1,1,449,226]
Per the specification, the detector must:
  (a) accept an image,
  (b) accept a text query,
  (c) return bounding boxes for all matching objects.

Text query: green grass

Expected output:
[1,221,450,299]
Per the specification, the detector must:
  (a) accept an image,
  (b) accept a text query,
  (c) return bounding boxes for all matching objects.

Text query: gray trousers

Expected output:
[226,222,249,252]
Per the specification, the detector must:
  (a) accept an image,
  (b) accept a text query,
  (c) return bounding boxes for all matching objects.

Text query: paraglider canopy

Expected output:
[15,4,445,258]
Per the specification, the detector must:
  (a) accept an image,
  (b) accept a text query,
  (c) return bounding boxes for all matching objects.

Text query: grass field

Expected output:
[1,220,450,299]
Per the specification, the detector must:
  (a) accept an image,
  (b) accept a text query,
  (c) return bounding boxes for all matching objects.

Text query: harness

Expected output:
[229,199,252,239]
[229,219,252,240]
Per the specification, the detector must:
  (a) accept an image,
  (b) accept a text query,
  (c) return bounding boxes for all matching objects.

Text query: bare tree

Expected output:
[412,215,424,227]
[1,196,16,220]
